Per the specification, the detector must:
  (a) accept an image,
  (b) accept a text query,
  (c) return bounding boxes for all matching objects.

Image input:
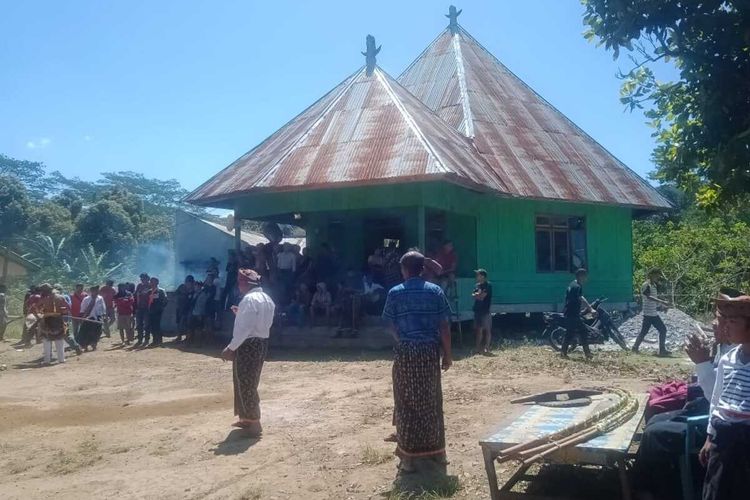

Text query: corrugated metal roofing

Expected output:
[186,66,508,204]
[398,26,672,209]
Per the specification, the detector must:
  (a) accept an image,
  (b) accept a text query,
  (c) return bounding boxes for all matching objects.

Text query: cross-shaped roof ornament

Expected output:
[362,35,381,76]
[446,5,462,34]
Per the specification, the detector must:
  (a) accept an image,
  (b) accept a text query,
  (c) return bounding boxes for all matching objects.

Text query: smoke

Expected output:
[134,242,176,289]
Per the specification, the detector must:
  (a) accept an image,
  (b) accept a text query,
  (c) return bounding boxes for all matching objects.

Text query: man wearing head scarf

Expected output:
[32,284,70,365]
[221,268,275,437]
[382,250,453,473]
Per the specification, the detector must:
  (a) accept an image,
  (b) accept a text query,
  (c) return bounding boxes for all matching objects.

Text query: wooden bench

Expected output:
[479,393,647,500]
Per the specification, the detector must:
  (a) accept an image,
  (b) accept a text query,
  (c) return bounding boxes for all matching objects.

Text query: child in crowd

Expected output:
[114,283,135,345]
[699,294,750,500]
[286,283,312,327]
[310,282,332,326]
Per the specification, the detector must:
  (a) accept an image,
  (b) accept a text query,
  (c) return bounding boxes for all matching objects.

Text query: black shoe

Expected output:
[657,350,672,358]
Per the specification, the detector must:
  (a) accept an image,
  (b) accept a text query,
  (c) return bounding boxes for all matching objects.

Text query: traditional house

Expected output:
[0,246,40,283]
[186,8,670,317]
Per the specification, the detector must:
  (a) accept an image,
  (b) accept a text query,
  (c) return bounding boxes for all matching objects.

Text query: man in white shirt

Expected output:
[78,286,107,351]
[633,268,672,356]
[221,268,275,436]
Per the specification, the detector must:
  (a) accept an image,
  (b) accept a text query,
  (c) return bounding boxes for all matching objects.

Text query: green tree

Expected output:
[74,244,123,284]
[27,201,75,242]
[53,189,83,219]
[72,200,136,262]
[633,214,750,315]
[582,1,750,206]
[0,154,48,198]
[0,175,32,241]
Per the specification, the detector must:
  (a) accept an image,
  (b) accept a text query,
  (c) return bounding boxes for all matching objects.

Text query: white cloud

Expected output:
[26,137,51,149]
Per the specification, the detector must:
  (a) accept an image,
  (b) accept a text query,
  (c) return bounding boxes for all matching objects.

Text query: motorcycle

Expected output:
[544,298,629,352]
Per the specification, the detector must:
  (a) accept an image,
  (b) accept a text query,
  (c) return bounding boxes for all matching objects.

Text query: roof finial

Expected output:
[362,35,381,76]
[446,5,462,34]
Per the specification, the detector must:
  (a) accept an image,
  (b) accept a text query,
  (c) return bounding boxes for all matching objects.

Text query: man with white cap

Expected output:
[221,268,275,436]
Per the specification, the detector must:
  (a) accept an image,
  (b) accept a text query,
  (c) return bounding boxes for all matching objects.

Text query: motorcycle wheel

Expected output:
[610,326,629,351]
[546,327,577,352]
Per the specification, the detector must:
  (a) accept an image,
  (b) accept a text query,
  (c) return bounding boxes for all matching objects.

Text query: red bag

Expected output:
[645,380,688,421]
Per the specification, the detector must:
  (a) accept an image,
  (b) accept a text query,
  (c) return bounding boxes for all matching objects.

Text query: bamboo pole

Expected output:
[496,388,638,465]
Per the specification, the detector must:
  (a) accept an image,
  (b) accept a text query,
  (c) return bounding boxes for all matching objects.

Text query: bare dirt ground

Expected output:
[0,335,691,500]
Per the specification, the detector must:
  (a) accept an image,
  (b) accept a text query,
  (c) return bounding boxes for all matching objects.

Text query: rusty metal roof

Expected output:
[186,65,508,205]
[398,26,672,209]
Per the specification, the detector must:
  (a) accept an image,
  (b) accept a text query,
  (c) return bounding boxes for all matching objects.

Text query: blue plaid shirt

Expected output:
[382,278,451,344]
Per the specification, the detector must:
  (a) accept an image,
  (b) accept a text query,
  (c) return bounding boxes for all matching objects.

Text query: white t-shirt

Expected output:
[80,295,107,319]
[277,251,297,271]
[228,287,276,350]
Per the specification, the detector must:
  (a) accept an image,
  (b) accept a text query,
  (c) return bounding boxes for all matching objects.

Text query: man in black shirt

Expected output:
[472,269,493,355]
[562,268,593,359]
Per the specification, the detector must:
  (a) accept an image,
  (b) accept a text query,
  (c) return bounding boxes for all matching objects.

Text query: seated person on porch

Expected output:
[367,248,385,285]
[334,270,364,337]
[310,282,332,325]
[633,289,739,499]
[285,283,312,327]
[362,273,386,315]
[435,240,458,292]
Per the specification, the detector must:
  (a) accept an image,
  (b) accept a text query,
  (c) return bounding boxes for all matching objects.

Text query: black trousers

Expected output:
[562,316,591,356]
[136,308,149,343]
[703,419,750,500]
[147,310,163,345]
[634,315,667,353]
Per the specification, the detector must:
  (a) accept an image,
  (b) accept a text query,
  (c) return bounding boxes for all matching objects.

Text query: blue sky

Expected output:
[1,0,676,191]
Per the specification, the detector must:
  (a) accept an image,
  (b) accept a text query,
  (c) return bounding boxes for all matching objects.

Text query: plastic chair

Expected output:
[676,414,709,500]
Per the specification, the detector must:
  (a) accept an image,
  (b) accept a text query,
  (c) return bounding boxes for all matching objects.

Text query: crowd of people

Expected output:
[9,275,169,364]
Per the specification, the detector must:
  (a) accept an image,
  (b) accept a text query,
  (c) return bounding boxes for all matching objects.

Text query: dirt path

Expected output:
[0,337,690,499]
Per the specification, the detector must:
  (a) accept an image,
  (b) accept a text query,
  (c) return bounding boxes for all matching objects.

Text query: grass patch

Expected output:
[388,475,461,499]
[238,487,262,500]
[46,437,103,475]
[360,445,393,465]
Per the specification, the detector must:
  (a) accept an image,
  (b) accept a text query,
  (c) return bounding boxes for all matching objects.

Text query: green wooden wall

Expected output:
[234,182,634,308]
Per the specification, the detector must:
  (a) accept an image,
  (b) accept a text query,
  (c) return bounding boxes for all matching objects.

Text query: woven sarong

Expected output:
[393,341,445,457]
[39,315,66,341]
[233,337,268,421]
[77,320,102,348]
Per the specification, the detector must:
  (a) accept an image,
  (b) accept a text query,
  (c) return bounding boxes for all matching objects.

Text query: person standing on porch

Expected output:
[382,250,453,472]
[632,268,672,356]
[221,268,275,437]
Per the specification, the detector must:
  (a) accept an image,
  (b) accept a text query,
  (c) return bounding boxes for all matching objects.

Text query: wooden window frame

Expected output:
[535,214,587,273]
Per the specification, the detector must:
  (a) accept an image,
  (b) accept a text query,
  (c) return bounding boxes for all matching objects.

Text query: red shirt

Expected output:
[71,291,88,317]
[100,285,116,310]
[115,294,134,315]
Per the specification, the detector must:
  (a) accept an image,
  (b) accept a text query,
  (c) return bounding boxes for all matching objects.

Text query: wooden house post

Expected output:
[417,206,426,251]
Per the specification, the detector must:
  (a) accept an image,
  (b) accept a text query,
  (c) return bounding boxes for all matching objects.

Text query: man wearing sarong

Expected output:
[221,269,275,437]
[78,286,106,351]
[32,284,70,365]
[382,250,453,473]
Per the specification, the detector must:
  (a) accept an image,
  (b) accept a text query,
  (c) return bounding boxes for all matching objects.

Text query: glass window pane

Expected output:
[553,230,569,271]
[552,217,568,228]
[536,230,552,272]
[536,216,550,227]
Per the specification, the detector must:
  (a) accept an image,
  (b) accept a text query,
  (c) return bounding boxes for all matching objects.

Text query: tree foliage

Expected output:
[71,200,136,260]
[633,210,750,315]
[0,154,48,198]
[0,174,32,240]
[582,0,750,206]
[27,201,75,242]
